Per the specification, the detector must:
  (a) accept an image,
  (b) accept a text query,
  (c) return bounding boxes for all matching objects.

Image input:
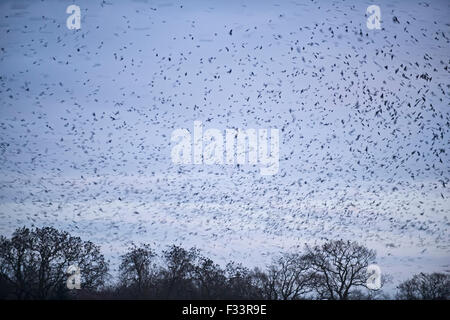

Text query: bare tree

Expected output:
[193,256,227,299]
[347,272,392,300]
[225,262,263,299]
[160,245,199,299]
[118,243,157,298]
[256,253,313,300]
[396,272,450,300]
[0,226,108,299]
[305,239,376,300]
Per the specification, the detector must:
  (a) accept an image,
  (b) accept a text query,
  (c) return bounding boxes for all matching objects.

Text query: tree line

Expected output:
[0,226,448,300]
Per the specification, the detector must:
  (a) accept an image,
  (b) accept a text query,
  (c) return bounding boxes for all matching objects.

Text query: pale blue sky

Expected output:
[0,0,449,292]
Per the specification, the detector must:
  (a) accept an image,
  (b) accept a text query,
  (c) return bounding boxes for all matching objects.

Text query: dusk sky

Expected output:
[0,0,449,292]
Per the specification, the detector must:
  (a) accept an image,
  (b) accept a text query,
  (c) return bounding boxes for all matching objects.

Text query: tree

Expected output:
[0,226,108,299]
[347,272,391,300]
[193,256,227,299]
[255,253,314,300]
[224,262,263,299]
[118,243,157,298]
[305,239,376,300]
[396,272,450,300]
[160,245,200,299]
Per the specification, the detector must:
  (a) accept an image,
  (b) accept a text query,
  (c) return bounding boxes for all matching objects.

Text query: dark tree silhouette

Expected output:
[304,239,376,300]
[193,256,227,299]
[255,253,314,300]
[224,262,263,299]
[2,226,444,301]
[396,272,449,300]
[118,243,157,298]
[160,245,200,299]
[346,272,392,300]
[0,226,108,299]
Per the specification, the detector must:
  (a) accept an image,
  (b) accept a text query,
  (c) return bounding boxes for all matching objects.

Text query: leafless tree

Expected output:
[0,226,108,299]
[305,239,376,300]
[396,272,450,300]
[160,245,200,299]
[118,243,157,298]
[224,262,263,299]
[255,253,314,300]
[193,256,227,299]
[5,225,445,301]
[347,272,392,300]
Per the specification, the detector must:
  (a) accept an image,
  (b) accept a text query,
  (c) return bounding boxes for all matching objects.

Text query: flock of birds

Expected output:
[0,0,448,277]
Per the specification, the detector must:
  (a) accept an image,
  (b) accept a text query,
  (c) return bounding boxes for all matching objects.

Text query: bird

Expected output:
[0,0,448,283]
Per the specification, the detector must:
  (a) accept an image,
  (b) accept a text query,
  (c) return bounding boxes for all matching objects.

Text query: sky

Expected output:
[0,0,449,293]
